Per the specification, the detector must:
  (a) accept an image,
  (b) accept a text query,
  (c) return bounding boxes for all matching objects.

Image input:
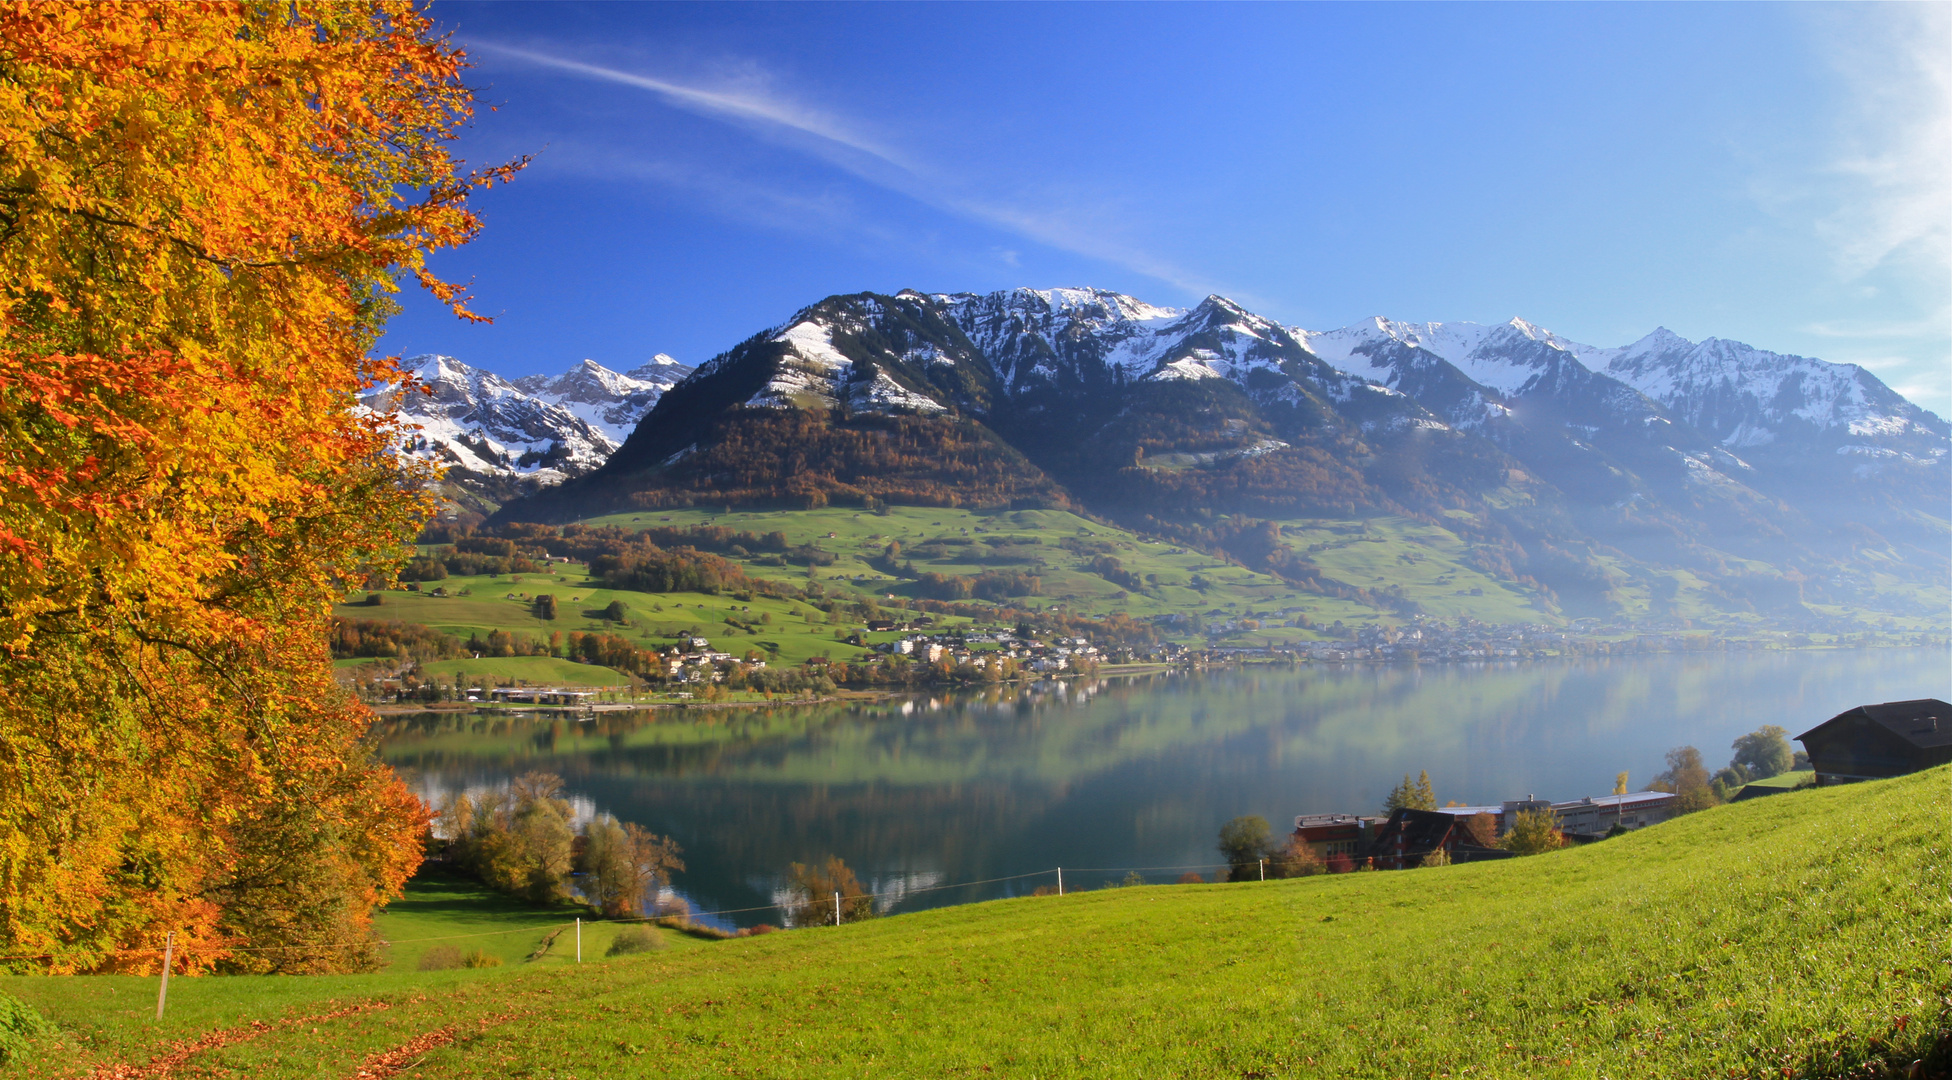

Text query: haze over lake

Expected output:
[379,648,1948,926]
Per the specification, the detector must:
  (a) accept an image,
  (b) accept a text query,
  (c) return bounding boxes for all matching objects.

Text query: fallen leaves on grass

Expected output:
[89,1001,394,1079]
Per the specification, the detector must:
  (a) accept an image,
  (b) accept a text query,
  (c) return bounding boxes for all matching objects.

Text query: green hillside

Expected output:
[339,504,1938,691]
[7,768,1944,1078]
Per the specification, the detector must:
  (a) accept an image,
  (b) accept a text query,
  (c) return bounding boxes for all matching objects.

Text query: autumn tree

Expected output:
[783,857,877,927]
[1267,836,1325,879]
[0,2,516,973]
[1650,746,1719,812]
[578,815,684,918]
[1499,809,1564,856]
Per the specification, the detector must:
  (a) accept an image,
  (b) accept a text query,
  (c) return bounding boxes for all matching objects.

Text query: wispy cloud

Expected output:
[469,42,913,173]
[466,41,1235,301]
[1808,4,1952,279]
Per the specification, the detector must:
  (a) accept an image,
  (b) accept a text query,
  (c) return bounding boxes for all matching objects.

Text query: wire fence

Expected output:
[0,857,1268,966]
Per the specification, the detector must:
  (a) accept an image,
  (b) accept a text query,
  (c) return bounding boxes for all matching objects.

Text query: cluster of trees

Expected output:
[1650,725,1801,810]
[399,536,548,580]
[0,2,504,973]
[1085,555,1145,593]
[914,569,1042,601]
[591,548,772,596]
[331,619,468,662]
[438,773,684,917]
[1383,770,1438,813]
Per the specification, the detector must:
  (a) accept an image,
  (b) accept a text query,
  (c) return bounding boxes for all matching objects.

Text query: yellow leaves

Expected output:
[0,0,497,972]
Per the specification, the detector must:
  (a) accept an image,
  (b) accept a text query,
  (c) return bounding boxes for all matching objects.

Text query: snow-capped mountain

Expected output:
[489,286,1945,620]
[1293,314,1948,503]
[378,354,686,503]
[515,354,693,445]
[1595,329,1942,460]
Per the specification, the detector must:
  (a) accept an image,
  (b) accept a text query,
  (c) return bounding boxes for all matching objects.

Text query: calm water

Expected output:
[376,648,1949,926]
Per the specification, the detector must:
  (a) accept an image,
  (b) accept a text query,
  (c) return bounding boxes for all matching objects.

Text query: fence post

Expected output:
[1056,867,1063,896]
[834,891,841,927]
[155,932,173,1020]
[575,918,581,963]
[1259,858,1265,882]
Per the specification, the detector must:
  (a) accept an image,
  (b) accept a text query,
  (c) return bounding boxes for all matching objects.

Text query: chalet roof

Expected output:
[1798,698,1952,751]
[1370,807,1456,854]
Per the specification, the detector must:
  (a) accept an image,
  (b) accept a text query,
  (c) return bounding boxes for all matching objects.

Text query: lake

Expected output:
[375,647,1949,927]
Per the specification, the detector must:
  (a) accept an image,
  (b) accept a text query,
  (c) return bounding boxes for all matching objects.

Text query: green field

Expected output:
[6,767,1943,1078]
[1736,768,1817,796]
[371,868,705,972]
[417,656,634,687]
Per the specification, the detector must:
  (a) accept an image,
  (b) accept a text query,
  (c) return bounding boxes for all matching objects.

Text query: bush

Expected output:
[605,925,664,956]
[460,948,502,969]
[742,924,779,937]
[0,993,53,1066]
[418,945,465,971]
[1175,872,1206,884]
[1420,847,1452,868]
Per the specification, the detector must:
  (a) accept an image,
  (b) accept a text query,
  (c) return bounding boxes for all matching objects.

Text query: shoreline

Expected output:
[362,642,1946,718]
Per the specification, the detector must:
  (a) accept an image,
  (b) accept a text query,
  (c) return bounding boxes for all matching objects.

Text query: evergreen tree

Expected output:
[1413,770,1437,811]
[1384,771,1438,814]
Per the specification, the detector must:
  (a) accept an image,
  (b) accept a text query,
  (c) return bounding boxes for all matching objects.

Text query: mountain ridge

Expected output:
[450,286,1944,622]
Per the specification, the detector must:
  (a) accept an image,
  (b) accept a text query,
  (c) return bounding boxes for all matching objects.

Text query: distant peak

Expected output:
[1620,326,1695,355]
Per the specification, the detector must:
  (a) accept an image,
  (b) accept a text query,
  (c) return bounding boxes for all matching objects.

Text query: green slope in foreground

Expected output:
[7,768,1947,1078]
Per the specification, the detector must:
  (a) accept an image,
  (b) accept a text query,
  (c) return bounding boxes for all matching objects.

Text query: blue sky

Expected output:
[383,1,1951,416]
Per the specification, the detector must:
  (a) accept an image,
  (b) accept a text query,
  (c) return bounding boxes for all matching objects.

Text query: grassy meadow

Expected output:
[5,766,1944,1078]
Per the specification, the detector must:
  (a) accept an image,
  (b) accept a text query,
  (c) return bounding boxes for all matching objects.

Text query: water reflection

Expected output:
[377,648,1948,926]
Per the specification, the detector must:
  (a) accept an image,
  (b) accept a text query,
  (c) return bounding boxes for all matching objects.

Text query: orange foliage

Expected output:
[0,2,509,972]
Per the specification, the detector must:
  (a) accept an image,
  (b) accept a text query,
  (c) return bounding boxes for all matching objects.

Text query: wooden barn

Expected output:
[1796,698,1952,785]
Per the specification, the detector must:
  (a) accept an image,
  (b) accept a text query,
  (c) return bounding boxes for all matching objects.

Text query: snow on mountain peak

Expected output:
[1024,286,1185,324]
[1299,316,1589,397]
[1598,329,1939,446]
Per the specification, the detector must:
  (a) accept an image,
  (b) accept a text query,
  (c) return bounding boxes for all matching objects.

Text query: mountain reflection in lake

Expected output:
[375,648,1948,926]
